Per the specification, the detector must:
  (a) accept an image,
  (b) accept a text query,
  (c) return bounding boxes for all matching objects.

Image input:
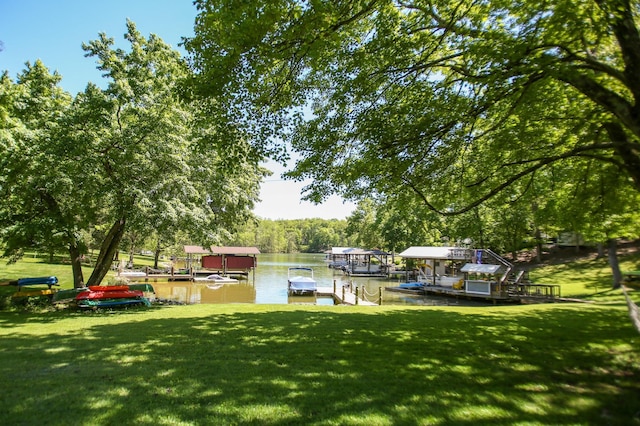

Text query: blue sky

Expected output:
[0,0,355,220]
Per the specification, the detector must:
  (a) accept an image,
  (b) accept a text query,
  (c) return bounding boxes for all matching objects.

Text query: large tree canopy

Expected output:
[1,21,266,287]
[186,0,640,213]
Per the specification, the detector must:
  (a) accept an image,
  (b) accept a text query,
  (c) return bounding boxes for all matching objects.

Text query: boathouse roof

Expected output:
[398,246,470,260]
[210,246,261,255]
[184,246,261,255]
[460,263,502,274]
[330,247,390,255]
[184,245,212,254]
[330,247,353,254]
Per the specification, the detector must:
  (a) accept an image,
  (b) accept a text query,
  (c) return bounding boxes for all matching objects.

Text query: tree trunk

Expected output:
[153,239,162,270]
[534,228,543,263]
[68,242,85,289]
[607,238,623,289]
[604,122,640,191]
[86,217,127,287]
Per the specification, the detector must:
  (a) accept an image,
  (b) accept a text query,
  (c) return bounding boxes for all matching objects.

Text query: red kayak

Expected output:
[76,289,143,300]
[88,285,130,292]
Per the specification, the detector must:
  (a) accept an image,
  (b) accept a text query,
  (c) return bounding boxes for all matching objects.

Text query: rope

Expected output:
[622,285,640,335]
[360,286,381,304]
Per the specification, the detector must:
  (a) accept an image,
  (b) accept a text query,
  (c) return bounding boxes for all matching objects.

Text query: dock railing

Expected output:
[507,283,561,300]
[358,285,383,305]
[330,280,379,305]
[484,249,519,285]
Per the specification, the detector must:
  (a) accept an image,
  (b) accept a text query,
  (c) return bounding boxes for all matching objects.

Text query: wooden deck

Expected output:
[317,285,378,306]
[385,281,563,304]
[117,268,252,282]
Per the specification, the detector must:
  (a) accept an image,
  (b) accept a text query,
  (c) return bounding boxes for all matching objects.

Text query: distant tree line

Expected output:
[224,218,354,253]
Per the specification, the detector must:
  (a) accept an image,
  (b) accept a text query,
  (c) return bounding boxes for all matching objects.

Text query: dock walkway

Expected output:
[317,285,378,306]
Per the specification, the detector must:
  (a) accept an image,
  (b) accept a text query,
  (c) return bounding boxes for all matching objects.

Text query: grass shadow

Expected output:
[0,305,638,424]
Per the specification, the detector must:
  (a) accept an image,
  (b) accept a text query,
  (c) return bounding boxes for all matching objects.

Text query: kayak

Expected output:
[77,298,151,308]
[88,285,130,292]
[16,276,59,287]
[76,289,143,300]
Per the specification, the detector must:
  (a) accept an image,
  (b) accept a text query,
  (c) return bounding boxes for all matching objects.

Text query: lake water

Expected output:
[149,253,471,306]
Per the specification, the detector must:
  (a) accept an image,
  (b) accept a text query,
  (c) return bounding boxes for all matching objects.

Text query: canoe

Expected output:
[128,283,156,298]
[75,285,150,308]
[77,298,151,308]
[76,289,143,300]
[398,282,425,290]
[12,289,57,298]
[127,284,155,293]
[53,288,86,304]
[88,285,130,292]
[16,276,59,288]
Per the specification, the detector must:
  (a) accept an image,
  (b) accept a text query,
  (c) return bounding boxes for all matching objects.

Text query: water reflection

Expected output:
[143,253,484,306]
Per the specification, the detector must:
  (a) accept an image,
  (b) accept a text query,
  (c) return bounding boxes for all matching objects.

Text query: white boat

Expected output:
[288,267,317,295]
[195,274,238,284]
[118,270,147,277]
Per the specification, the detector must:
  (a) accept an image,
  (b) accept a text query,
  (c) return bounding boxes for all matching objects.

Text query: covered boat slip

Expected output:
[187,245,259,279]
[393,246,560,303]
[327,247,393,277]
[398,246,473,289]
[117,246,260,282]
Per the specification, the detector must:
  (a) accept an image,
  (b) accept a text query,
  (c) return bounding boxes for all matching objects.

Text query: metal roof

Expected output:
[460,263,502,274]
[184,245,211,254]
[331,247,354,254]
[331,247,390,255]
[209,246,261,255]
[183,246,261,255]
[398,246,470,259]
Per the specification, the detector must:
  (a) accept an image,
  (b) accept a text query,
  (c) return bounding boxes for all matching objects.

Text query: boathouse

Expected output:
[328,247,392,277]
[398,246,474,284]
[396,246,560,303]
[186,245,260,278]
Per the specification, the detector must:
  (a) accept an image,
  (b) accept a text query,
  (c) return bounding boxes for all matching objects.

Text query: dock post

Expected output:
[379,287,382,305]
[333,279,336,294]
[355,286,359,305]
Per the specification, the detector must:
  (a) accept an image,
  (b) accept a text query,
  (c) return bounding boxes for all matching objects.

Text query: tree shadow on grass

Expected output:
[0,306,639,425]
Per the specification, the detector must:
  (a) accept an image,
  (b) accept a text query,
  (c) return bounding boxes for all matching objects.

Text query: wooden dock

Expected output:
[385,281,564,304]
[317,284,378,306]
[117,267,252,282]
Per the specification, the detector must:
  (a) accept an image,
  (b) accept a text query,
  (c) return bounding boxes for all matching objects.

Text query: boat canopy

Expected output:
[399,246,471,260]
[460,263,502,274]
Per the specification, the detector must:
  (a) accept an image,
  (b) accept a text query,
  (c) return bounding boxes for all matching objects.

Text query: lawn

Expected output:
[0,251,639,425]
[0,303,638,425]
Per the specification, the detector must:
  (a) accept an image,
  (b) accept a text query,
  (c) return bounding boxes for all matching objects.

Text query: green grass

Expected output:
[530,248,640,303]
[0,251,639,424]
[0,304,638,425]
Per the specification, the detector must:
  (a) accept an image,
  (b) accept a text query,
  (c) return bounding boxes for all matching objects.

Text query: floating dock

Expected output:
[385,281,562,304]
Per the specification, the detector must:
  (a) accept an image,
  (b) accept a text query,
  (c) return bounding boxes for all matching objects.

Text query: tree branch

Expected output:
[406,142,619,216]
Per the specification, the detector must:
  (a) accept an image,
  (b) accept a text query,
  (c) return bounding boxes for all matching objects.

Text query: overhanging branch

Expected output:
[406,142,617,216]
